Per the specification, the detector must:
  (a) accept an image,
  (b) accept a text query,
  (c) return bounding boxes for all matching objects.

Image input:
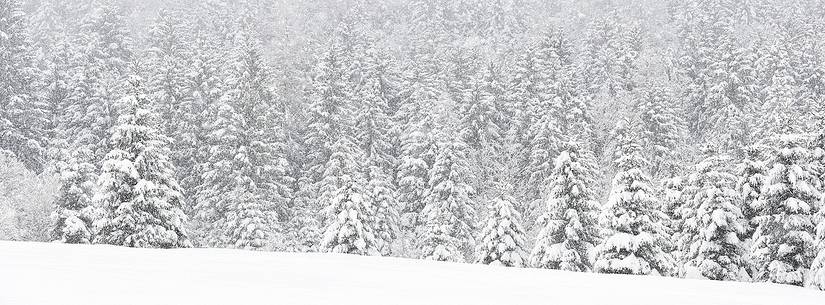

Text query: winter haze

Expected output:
[1,0,825,304]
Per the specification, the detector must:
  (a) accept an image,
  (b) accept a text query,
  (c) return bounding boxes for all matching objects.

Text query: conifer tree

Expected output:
[757,44,806,138]
[349,46,400,251]
[146,9,191,156]
[635,85,683,179]
[461,63,506,151]
[808,201,825,290]
[750,135,821,286]
[180,18,228,211]
[321,176,378,255]
[594,137,675,276]
[475,195,528,267]
[419,131,477,262]
[524,114,562,203]
[94,78,190,248]
[354,46,396,174]
[51,149,96,244]
[736,145,767,237]
[70,4,133,165]
[680,154,747,281]
[394,66,438,222]
[302,47,352,192]
[531,143,601,272]
[0,0,46,173]
[193,32,287,250]
[366,164,399,255]
[39,37,77,157]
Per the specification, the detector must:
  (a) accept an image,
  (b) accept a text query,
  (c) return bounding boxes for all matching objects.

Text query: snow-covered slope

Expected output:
[1,241,822,305]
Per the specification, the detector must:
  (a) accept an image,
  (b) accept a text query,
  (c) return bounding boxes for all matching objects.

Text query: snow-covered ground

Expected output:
[1,241,822,305]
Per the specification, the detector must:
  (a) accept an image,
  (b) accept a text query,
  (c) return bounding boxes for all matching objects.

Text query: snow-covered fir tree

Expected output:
[94,78,190,248]
[394,61,438,223]
[293,46,354,249]
[594,136,675,276]
[531,143,601,272]
[0,0,46,173]
[366,164,399,256]
[68,4,133,165]
[321,174,379,255]
[193,31,288,250]
[750,135,822,286]
[179,17,228,213]
[808,193,825,290]
[635,85,683,179]
[736,145,768,237]
[419,130,477,262]
[679,153,747,281]
[354,45,396,175]
[145,9,193,174]
[475,193,528,267]
[50,149,96,244]
[460,62,506,151]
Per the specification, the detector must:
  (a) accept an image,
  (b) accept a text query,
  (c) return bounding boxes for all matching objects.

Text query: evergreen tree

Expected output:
[321,176,378,255]
[736,145,767,237]
[594,138,675,276]
[750,135,821,286]
[39,37,78,156]
[419,132,477,262]
[680,154,747,281]
[366,164,399,256]
[301,47,352,191]
[354,45,396,174]
[79,5,132,76]
[94,78,190,248]
[808,197,825,290]
[460,62,506,151]
[180,17,228,214]
[394,65,438,222]
[635,85,683,179]
[757,46,807,138]
[0,0,46,173]
[531,143,601,272]
[51,149,96,244]
[524,114,562,204]
[193,32,287,250]
[70,4,133,165]
[146,9,192,161]
[475,195,528,267]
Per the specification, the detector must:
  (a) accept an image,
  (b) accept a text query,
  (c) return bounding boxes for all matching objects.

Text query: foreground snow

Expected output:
[0,241,822,305]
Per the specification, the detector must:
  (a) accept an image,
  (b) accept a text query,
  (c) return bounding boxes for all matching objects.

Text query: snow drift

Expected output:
[0,241,822,305]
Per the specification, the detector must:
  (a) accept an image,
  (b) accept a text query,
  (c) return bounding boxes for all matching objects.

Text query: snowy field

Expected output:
[1,241,823,305]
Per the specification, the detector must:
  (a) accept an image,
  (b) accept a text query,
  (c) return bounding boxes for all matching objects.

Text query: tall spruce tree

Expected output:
[94,78,190,248]
[0,0,46,173]
[594,137,675,276]
[531,143,601,272]
[321,173,378,255]
[475,194,528,267]
[679,153,747,281]
[51,149,96,244]
[736,145,768,237]
[193,32,287,250]
[419,131,476,262]
[145,9,193,175]
[750,135,821,286]
[808,194,825,290]
[635,85,683,179]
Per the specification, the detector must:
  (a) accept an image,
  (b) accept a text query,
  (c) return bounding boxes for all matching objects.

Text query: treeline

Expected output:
[1,0,825,290]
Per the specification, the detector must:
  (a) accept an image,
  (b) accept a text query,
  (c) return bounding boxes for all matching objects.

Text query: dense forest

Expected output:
[2,0,825,289]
